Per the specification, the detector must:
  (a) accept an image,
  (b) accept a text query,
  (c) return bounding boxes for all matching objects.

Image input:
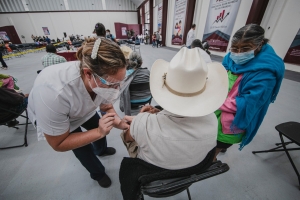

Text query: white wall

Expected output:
[261,0,300,72]
[153,4,158,32]
[0,11,138,42]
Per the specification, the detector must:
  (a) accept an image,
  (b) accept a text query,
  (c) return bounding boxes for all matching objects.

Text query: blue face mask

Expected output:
[230,50,255,65]
[126,69,135,76]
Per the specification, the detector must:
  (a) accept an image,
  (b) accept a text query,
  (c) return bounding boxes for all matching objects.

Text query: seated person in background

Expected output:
[191,39,211,56]
[191,39,211,57]
[0,87,29,127]
[119,50,150,116]
[94,23,106,38]
[131,35,136,42]
[41,44,67,68]
[0,74,15,89]
[106,29,116,42]
[134,35,140,45]
[121,47,228,169]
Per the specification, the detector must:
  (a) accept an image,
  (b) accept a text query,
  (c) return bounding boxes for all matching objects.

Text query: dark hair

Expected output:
[95,23,106,37]
[46,44,56,53]
[232,24,269,46]
[76,38,126,76]
[191,24,196,28]
[179,20,181,23]
[191,39,204,49]
[106,29,110,33]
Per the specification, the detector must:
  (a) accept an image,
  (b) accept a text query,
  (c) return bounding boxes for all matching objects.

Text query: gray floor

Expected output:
[0,45,300,200]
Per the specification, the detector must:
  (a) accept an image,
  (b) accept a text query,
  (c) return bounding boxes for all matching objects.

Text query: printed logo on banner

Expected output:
[202,0,241,52]
[212,10,230,24]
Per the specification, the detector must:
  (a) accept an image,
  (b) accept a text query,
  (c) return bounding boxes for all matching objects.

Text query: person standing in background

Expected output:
[156,32,160,48]
[186,24,196,49]
[159,33,162,47]
[45,36,51,44]
[0,44,8,70]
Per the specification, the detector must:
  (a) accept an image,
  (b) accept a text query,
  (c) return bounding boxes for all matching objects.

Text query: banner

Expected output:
[171,0,188,45]
[284,28,300,65]
[0,31,10,41]
[121,27,127,36]
[202,0,241,52]
[157,3,163,34]
[42,27,50,35]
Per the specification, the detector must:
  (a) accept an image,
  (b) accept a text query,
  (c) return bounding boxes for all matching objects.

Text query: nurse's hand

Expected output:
[98,113,115,136]
[114,118,130,130]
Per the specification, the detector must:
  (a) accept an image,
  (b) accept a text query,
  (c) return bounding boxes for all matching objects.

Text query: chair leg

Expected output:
[0,109,30,150]
[186,188,192,200]
[279,133,300,189]
[276,141,293,146]
[24,109,29,147]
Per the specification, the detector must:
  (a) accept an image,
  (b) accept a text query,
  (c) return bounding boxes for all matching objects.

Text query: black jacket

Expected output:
[119,148,215,200]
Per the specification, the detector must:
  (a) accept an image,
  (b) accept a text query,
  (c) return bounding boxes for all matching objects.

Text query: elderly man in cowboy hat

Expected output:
[122,47,228,170]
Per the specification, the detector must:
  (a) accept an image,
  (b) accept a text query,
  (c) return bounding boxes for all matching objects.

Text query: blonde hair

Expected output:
[76,37,126,76]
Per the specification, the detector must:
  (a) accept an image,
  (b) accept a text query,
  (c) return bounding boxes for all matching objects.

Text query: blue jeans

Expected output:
[71,112,107,180]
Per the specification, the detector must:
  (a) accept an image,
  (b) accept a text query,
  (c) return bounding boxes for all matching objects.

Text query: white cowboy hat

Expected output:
[150,47,228,117]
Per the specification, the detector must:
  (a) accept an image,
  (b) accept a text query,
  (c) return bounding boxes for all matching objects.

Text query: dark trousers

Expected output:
[0,52,8,68]
[156,40,160,48]
[71,112,107,180]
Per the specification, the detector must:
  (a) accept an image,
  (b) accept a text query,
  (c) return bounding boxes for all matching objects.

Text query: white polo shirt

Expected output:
[130,110,217,170]
[28,61,104,140]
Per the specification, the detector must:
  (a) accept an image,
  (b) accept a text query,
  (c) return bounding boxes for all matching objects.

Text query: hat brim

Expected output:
[150,59,229,117]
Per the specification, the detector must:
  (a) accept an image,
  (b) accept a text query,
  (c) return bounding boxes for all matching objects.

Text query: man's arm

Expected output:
[44,113,115,152]
[123,128,135,143]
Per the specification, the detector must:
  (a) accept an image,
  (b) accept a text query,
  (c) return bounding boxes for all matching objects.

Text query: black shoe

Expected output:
[99,147,116,157]
[7,119,19,127]
[97,174,111,188]
[220,149,227,153]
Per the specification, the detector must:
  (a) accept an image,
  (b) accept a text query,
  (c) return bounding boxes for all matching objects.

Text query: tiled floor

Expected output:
[0,45,299,200]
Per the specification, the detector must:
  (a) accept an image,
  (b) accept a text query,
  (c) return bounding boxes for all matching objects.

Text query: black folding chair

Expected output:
[0,106,31,150]
[252,122,300,189]
[138,161,229,200]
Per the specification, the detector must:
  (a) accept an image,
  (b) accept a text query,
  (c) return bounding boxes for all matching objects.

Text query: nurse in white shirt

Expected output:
[28,38,129,188]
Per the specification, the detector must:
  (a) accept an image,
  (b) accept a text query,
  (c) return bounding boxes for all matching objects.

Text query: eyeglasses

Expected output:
[93,73,127,88]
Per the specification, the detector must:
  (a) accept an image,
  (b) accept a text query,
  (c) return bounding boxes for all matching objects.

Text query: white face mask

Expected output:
[88,75,120,104]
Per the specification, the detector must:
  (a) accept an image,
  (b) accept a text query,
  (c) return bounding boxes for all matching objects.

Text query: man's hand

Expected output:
[140,105,161,114]
[98,113,115,136]
[123,115,135,125]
